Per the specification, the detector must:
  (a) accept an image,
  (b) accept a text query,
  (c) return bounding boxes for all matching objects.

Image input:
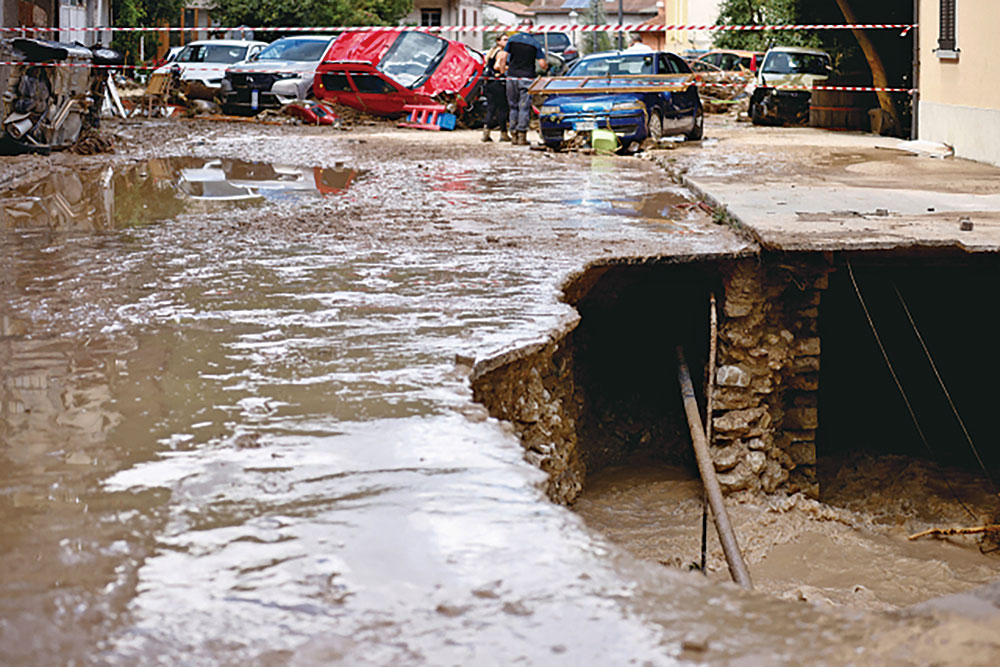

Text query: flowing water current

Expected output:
[1,134,997,665]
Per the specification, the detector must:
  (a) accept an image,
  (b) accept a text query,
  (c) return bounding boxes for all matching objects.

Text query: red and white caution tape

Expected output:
[0,60,916,94]
[0,23,917,35]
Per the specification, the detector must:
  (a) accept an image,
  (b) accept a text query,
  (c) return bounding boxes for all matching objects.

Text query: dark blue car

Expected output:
[534,50,704,151]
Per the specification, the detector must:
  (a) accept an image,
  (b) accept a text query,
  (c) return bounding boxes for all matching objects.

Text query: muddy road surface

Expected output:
[1,120,998,665]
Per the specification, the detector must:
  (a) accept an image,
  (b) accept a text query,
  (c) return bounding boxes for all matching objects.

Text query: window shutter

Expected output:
[939,0,956,51]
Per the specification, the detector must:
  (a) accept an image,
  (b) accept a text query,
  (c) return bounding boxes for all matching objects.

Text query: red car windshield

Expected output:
[378,32,448,88]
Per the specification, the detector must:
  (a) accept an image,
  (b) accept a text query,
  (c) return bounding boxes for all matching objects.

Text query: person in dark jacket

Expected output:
[482,34,510,142]
[504,24,547,146]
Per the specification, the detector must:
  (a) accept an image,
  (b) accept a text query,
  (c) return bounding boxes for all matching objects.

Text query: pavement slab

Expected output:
[662,117,1000,253]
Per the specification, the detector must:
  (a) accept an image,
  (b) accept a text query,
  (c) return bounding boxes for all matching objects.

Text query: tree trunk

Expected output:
[833,0,904,134]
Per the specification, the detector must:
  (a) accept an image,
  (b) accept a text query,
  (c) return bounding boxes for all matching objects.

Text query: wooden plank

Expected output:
[528,74,695,96]
[145,72,171,96]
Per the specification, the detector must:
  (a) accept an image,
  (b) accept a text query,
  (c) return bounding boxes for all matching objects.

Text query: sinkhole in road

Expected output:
[473,252,999,516]
[472,253,1000,605]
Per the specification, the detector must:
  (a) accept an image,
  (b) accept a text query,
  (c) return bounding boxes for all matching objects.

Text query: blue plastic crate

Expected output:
[438,113,457,131]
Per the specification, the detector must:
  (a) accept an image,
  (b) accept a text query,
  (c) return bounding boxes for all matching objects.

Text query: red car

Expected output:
[313,30,484,116]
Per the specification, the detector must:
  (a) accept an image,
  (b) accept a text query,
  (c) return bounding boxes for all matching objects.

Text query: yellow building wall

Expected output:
[919,0,1000,165]
[920,0,1000,109]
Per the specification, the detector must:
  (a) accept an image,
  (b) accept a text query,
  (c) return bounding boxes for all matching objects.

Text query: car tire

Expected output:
[685,104,704,141]
[646,110,663,142]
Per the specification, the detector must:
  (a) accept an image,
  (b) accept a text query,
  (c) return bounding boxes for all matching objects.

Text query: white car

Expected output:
[221,35,338,114]
[747,46,832,125]
[154,39,268,97]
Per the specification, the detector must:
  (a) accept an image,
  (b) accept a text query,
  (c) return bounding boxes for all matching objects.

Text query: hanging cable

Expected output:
[846,259,978,522]
[893,282,996,491]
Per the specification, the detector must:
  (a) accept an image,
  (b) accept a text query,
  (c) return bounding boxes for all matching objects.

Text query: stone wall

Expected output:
[471,337,585,505]
[471,257,835,504]
[710,257,832,497]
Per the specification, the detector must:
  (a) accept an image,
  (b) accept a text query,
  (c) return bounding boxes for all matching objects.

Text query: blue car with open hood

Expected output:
[529,50,704,151]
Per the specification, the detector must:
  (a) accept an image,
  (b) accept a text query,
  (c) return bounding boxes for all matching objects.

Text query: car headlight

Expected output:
[539,105,562,115]
[274,72,303,80]
[611,101,645,111]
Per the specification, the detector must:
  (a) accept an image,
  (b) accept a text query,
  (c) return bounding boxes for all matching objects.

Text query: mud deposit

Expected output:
[3,118,1000,665]
[576,451,1000,611]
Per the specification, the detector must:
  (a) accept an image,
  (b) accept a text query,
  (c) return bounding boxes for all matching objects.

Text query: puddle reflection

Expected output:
[0,158,361,232]
[561,190,704,231]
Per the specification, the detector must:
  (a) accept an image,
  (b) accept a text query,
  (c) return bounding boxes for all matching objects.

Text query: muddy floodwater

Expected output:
[1,122,999,665]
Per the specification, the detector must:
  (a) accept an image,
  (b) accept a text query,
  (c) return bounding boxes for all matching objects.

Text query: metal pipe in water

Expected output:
[676,346,753,590]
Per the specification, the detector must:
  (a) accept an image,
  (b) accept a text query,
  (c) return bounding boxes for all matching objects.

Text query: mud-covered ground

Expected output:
[3,116,999,664]
[576,451,1000,611]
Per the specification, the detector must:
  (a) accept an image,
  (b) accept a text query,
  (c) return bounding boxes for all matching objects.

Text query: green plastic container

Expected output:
[591,129,619,153]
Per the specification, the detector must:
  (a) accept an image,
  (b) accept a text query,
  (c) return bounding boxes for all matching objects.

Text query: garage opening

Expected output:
[818,254,1000,514]
[567,262,720,475]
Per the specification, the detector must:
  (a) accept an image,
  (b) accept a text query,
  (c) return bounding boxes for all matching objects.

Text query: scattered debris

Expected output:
[0,37,122,155]
[69,129,115,155]
[285,101,340,127]
[696,71,753,114]
[908,525,1000,540]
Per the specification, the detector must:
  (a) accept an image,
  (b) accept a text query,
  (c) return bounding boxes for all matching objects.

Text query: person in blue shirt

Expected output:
[504,23,548,146]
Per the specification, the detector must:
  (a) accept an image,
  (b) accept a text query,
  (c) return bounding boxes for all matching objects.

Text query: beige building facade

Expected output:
[918,0,1000,166]
[643,0,721,53]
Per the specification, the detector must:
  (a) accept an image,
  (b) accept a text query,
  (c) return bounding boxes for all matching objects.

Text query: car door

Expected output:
[720,53,740,71]
[657,53,697,132]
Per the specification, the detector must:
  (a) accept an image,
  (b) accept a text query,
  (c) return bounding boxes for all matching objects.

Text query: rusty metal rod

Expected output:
[700,293,718,574]
[676,346,753,590]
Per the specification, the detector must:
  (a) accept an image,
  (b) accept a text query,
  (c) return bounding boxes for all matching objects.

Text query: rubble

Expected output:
[696,71,752,115]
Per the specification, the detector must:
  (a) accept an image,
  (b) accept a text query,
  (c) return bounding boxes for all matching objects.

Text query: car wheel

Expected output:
[646,110,663,142]
[685,104,704,141]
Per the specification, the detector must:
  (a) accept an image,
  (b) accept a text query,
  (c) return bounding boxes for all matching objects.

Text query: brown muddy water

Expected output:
[1,126,998,665]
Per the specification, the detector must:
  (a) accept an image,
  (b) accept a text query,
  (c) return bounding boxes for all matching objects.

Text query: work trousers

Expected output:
[506,77,532,133]
[485,79,508,131]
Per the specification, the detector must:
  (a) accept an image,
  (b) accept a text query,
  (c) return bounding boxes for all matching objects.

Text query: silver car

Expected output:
[221,35,337,115]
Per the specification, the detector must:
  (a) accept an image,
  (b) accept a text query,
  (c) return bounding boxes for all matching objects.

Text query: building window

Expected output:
[421,8,442,27]
[937,0,958,56]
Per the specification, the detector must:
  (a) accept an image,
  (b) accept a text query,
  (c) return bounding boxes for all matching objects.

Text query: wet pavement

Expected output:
[663,116,1000,251]
[1,121,998,665]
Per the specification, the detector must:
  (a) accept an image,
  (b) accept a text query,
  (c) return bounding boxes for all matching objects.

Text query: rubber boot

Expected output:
[499,129,511,142]
[481,127,492,142]
[520,131,530,146]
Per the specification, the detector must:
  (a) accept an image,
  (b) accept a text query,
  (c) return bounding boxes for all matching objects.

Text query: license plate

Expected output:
[574,121,596,131]
[250,89,259,110]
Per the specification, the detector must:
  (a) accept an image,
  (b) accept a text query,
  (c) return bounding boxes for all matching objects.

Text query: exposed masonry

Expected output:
[711,257,832,498]
[472,336,586,504]
[471,256,834,505]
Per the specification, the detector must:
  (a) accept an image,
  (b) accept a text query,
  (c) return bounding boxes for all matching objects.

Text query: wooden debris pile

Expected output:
[696,71,753,114]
